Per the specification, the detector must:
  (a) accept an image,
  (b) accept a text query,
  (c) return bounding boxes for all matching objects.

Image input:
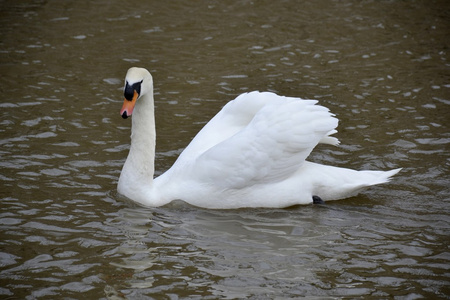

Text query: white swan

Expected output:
[117,67,401,209]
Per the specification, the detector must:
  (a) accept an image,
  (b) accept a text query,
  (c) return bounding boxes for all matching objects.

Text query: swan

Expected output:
[117,67,401,209]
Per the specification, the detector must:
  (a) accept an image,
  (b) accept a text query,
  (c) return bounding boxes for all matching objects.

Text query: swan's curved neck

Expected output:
[120,92,156,188]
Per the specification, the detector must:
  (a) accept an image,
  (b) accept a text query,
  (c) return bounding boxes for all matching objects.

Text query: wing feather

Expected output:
[192,95,338,189]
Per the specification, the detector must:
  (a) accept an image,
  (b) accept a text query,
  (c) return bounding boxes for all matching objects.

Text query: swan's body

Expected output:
[117,67,400,209]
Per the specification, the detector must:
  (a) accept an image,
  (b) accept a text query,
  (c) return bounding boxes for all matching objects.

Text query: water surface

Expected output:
[1,0,449,299]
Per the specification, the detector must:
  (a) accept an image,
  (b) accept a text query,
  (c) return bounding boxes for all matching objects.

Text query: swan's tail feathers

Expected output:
[308,163,402,201]
[366,167,402,185]
[337,167,402,200]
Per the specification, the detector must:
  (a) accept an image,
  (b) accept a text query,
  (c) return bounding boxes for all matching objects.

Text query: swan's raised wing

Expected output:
[175,92,338,164]
[175,92,284,163]
[192,97,339,189]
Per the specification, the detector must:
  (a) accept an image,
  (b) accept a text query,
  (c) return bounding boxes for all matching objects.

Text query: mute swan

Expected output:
[117,67,401,209]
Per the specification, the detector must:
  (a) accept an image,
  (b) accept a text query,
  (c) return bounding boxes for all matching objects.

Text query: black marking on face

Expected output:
[124,80,143,101]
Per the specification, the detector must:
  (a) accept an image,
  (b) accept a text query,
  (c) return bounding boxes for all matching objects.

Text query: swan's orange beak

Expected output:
[120,90,139,119]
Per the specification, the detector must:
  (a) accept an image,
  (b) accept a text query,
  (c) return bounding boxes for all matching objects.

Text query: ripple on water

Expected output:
[0,0,449,298]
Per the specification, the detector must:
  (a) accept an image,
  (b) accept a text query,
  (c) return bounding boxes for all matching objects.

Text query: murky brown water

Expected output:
[1,0,449,298]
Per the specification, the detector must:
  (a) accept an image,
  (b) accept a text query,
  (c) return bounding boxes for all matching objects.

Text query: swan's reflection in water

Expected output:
[104,199,448,298]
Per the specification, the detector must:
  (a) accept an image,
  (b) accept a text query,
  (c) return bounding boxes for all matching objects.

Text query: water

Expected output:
[1,0,449,298]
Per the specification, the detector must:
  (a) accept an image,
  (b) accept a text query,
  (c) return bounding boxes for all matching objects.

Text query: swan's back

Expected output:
[156,92,340,200]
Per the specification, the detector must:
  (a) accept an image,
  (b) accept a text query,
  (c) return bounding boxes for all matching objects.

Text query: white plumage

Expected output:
[117,67,400,209]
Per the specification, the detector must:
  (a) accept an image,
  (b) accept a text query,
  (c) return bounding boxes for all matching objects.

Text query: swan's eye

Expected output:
[124,80,143,101]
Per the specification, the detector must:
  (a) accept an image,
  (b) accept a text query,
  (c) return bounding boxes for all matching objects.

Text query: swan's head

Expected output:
[120,67,153,119]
